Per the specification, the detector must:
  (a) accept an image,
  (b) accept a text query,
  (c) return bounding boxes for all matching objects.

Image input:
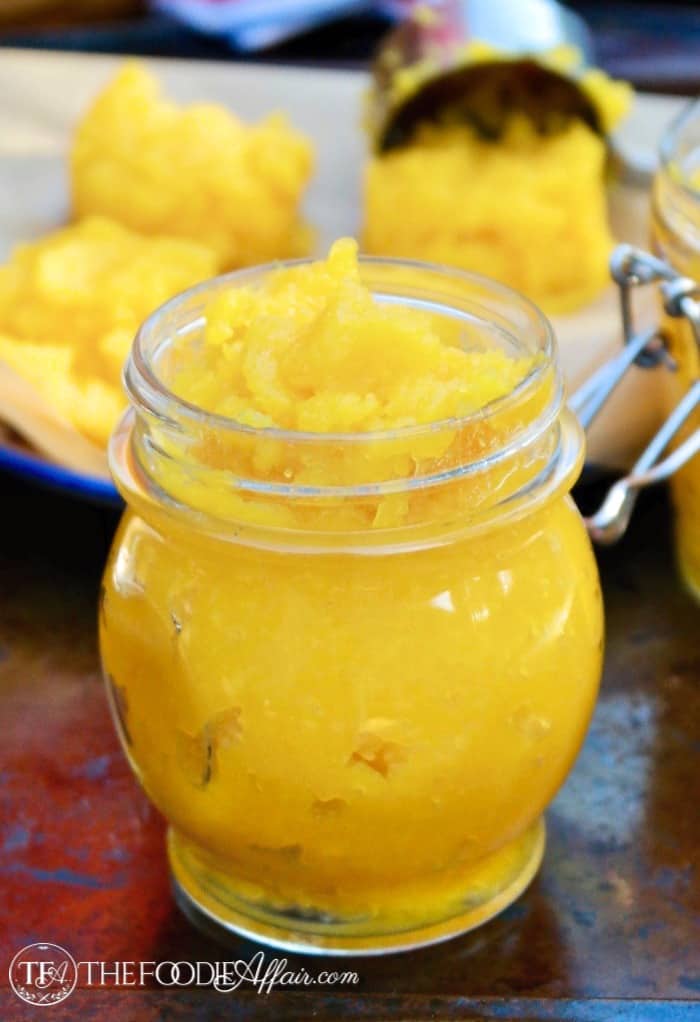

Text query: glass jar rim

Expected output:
[126,253,557,448]
[659,96,700,200]
[114,252,579,549]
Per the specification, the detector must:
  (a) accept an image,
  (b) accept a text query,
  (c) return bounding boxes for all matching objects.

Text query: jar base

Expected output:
[168,819,545,956]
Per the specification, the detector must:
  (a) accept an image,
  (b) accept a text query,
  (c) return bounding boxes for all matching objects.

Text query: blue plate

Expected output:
[0,438,122,507]
[0,436,605,510]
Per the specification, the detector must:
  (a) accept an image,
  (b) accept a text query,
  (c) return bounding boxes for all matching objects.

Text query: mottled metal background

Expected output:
[0,475,698,1021]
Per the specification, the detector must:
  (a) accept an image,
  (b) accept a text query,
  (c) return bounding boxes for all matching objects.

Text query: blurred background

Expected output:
[0,0,699,93]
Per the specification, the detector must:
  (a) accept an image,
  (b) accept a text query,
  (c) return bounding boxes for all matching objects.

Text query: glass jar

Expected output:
[99,258,603,954]
[652,99,700,599]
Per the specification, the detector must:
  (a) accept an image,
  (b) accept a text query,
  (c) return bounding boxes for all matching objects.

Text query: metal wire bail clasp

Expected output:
[571,244,700,544]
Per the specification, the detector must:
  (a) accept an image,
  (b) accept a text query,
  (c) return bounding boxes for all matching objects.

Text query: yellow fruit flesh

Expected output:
[363,117,613,314]
[71,63,314,271]
[365,44,631,315]
[0,217,217,445]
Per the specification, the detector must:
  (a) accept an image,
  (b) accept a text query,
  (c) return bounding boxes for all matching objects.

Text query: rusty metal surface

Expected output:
[0,474,699,1020]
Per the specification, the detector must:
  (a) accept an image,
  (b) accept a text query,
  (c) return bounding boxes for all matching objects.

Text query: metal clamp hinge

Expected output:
[571,245,700,544]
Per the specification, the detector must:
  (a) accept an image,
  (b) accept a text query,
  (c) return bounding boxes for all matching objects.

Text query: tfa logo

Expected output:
[9,943,77,1006]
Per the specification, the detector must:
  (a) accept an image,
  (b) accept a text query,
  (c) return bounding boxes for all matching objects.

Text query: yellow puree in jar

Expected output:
[172,239,530,431]
[101,241,603,933]
[154,239,555,530]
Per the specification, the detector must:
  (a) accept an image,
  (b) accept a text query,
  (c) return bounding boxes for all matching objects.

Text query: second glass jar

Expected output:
[652,98,700,599]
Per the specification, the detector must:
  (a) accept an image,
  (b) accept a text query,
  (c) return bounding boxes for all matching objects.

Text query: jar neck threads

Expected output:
[112,257,582,550]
